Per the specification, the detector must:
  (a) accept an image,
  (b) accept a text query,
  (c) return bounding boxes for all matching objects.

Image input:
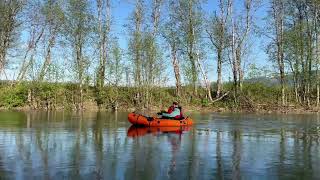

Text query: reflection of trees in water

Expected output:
[231,130,241,180]
[274,127,318,179]
[302,130,313,179]
[26,112,31,128]
[93,111,104,178]
[69,111,83,178]
[216,131,224,180]
[124,132,141,179]
[186,130,198,180]
[0,149,10,178]
[2,112,320,179]
[278,128,286,177]
[125,136,158,179]
[35,119,49,179]
[123,130,184,180]
[167,133,181,178]
[0,111,123,178]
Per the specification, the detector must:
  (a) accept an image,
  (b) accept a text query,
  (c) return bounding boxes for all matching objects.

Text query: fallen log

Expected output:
[211,91,230,103]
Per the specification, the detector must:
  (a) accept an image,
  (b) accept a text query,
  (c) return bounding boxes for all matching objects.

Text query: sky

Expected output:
[2,0,273,86]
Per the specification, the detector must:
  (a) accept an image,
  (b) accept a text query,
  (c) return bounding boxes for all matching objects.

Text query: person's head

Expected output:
[173,101,179,107]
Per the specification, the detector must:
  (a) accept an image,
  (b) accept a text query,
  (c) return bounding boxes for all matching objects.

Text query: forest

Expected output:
[0,0,320,112]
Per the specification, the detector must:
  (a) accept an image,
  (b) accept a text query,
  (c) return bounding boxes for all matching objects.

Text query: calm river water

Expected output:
[0,111,319,180]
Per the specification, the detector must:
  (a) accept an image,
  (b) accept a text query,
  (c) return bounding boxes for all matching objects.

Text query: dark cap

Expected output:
[173,101,178,105]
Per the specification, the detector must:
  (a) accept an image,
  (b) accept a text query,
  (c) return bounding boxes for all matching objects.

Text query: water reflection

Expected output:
[127,125,191,138]
[126,125,191,179]
[0,111,319,179]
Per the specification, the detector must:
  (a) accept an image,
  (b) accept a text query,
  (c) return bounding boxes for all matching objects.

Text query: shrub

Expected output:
[0,84,28,108]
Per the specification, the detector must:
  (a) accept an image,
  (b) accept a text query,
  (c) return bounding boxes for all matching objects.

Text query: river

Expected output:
[0,111,319,179]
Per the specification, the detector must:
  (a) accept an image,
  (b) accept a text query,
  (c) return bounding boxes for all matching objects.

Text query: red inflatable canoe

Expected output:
[128,112,194,127]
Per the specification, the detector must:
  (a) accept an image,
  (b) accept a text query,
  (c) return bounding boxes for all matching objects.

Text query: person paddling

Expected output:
[158,101,183,120]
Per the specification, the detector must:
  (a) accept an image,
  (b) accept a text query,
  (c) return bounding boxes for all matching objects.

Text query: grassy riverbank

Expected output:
[0,81,319,113]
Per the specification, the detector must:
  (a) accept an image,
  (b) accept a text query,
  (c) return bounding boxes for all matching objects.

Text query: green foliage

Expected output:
[242,82,281,104]
[0,80,312,111]
[201,98,209,107]
[0,84,28,108]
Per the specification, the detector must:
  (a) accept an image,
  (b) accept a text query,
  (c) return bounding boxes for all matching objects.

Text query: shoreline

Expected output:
[1,104,319,115]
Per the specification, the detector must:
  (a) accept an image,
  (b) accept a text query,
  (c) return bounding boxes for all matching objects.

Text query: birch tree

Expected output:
[95,0,111,107]
[128,0,144,107]
[38,0,64,81]
[229,0,254,102]
[17,0,44,81]
[0,0,22,75]
[271,0,285,106]
[163,0,182,96]
[207,0,231,98]
[177,0,203,96]
[64,0,92,110]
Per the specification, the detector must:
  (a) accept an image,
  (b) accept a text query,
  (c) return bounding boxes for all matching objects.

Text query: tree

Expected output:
[163,0,182,97]
[229,0,254,102]
[273,0,319,106]
[0,0,22,75]
[105,39,123,110]
[271,0,285,106]
[95,0,111,107]
[206,0,231,98]
[107,39,123,87]
[143,0,163,108]
[177,0,203,96]
[64,0,92,110]
[128,0,144,107]
[315,1,320,107]
[38,0,64,81]
[17,0,45,81]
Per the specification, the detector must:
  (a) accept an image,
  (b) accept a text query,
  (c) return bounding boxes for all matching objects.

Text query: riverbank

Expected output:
[1,81,319,114]
[2,102,319,115]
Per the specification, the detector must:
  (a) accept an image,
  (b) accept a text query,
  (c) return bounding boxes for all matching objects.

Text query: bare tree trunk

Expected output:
[38,35,55,81]
[17,27,44,81]
[294,77,299,103]
[131,0,144,108]
[216,49,222,98]
[230,1,238,100]
[305,12,313,107]
[236,47,242,90]
[144,0,162,108]
[231,20,238,97]
[316,6,319,108]
[207,0,231,98]
[196,50,213,102]
[317,84,319,108]
[96,0,110,89]
[272,0,285,106]
[96,0,103,89]
[228,0,252,105]
[171,46,181,97]
[190,53,198,96]
[76,39,84,110]
[164,0,181,97]
[188,0,197,96]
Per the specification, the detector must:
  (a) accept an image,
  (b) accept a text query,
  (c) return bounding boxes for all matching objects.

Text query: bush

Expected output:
[242,82,281,104]
[0,84,28,108]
